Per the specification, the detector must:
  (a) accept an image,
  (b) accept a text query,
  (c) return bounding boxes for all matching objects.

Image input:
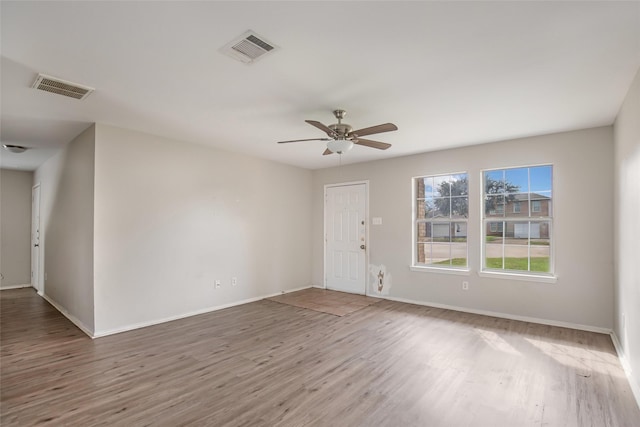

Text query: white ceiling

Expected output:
[1,1,639,171]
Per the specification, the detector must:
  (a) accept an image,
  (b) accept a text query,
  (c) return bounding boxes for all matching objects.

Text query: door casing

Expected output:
[31,183,41,293]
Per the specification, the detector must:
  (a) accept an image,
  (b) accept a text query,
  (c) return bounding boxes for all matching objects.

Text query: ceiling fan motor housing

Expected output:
[329,123,353,138]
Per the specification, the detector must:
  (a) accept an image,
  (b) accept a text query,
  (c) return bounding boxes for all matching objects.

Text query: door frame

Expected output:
[323,180,370,296]
[31,183,42,293]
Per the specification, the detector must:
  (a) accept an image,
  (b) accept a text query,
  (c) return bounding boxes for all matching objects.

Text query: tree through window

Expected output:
[482,165,553,275]
[414,173,468,269]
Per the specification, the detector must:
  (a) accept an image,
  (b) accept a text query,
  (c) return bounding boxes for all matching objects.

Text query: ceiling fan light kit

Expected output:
[326,139,354,154]
[277,109,397,156]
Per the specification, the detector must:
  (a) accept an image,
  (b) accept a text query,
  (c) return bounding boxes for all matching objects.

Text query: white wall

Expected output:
[34,125,95,333]
[613,68,640,401]
[0,169,33,288]
[312,126,614,330]
[92,124,312,335]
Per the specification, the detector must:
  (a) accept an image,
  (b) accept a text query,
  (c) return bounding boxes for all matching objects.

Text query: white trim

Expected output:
[0,283,33,290]
[323,180,370,296]
[31,183,42,292]
[380,294,611,334]
[93,285,312,338]
[39,292,95,338]
[610,331,640,410]
[478,270,557,283]
[480,164,555,278]
[409,266,470,276]
[412,173,470,269]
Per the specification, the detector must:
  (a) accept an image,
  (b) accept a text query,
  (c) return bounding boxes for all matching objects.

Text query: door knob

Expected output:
[360,244,366,250]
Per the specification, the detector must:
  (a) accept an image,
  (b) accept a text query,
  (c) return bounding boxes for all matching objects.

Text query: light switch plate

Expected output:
[372,217,383,225]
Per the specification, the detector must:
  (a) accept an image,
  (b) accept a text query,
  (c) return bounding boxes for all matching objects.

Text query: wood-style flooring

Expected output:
[267,288,381,316]
[1,287,639,426]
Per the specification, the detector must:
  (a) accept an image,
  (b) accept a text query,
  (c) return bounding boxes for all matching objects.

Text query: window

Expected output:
[489,222,504,233]
[532,200,541,213]
[482,165,553,276]
[414,173,468,269]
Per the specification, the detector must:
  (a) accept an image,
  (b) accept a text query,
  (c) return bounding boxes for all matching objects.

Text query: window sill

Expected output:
[410,266,470,276]
[478,270,557,284]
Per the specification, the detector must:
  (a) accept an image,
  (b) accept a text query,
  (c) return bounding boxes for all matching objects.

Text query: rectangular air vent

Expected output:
[31,74,94,100]
[220,30,279,64]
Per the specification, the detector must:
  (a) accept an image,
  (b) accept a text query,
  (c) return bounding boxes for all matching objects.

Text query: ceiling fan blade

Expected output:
[305,120,337,138]
[322,148,333,156]
[353,138,392,150]
[277,137,332,144]
[348,123,398,138]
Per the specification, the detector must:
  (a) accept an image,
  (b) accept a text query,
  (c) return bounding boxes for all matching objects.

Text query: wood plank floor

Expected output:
[267,288,381,316]
[1,287,639,426]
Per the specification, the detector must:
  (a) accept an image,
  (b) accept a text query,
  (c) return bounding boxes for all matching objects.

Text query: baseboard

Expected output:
[93,285,313,338]
[0,283,33,290]
[610,331,640,410]
[380,295,612,335]
[39,292,95,338]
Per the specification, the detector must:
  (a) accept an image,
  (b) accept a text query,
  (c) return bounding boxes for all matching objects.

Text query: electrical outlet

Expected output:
[462,281,469,291]
[215,280,221,289]
[232,277,237,286]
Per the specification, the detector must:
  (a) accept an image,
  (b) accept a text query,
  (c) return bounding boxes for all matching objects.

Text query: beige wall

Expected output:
[613,67,640,401]
[0,169,33,288]
[34,125,96,333]
[312,126,614,330]
[92,124,312,335]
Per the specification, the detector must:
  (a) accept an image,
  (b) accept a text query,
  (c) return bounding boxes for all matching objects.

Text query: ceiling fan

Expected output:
[277,110,398,155]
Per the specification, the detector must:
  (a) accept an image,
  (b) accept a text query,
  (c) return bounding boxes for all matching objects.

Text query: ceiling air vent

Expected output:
[31,74,94,100]
[220,30,279,64]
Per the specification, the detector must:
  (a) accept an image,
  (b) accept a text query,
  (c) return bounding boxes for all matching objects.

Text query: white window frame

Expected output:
[513,201,521,213]
[532,200,541,213]
[412,172,469,273]
[481,164,555,281]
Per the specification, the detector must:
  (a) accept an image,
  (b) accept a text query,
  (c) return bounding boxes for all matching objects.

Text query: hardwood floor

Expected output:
[267,288,381,316]
[1,287,639,426]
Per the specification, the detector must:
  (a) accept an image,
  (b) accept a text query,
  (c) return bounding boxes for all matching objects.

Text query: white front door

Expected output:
[31,184,41,292]
[325,183,367,295]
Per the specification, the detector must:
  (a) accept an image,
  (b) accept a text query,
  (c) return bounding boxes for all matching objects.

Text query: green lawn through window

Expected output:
[485,257,549,272]
[433,257,549,272]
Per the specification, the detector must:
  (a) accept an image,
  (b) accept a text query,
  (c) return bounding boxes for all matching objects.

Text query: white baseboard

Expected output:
[610,331,640,410]
[93,285,313,338]
[0,283,33,290]
[380,294,612,335]
[39,292,95,338]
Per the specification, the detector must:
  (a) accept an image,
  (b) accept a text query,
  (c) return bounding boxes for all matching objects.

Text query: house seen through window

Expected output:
[414,173,468,269]
[483,165,553,275]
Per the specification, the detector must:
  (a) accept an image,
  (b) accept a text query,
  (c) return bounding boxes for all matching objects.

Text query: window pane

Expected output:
[414,173,468,269]
[485,170,504,194]
[485,194,505,217]
[432,175,451,197]
[531,191,552,217]
[430,198,449,218]
[485,220,503,269]
[505,167,528,194]
[416,221,467,267]
[417,222,429,242]
[416,177,434,199]
[451,196,468,219]
[482,165,553,276]
[417,199,433,220]
[530,165,552,193]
